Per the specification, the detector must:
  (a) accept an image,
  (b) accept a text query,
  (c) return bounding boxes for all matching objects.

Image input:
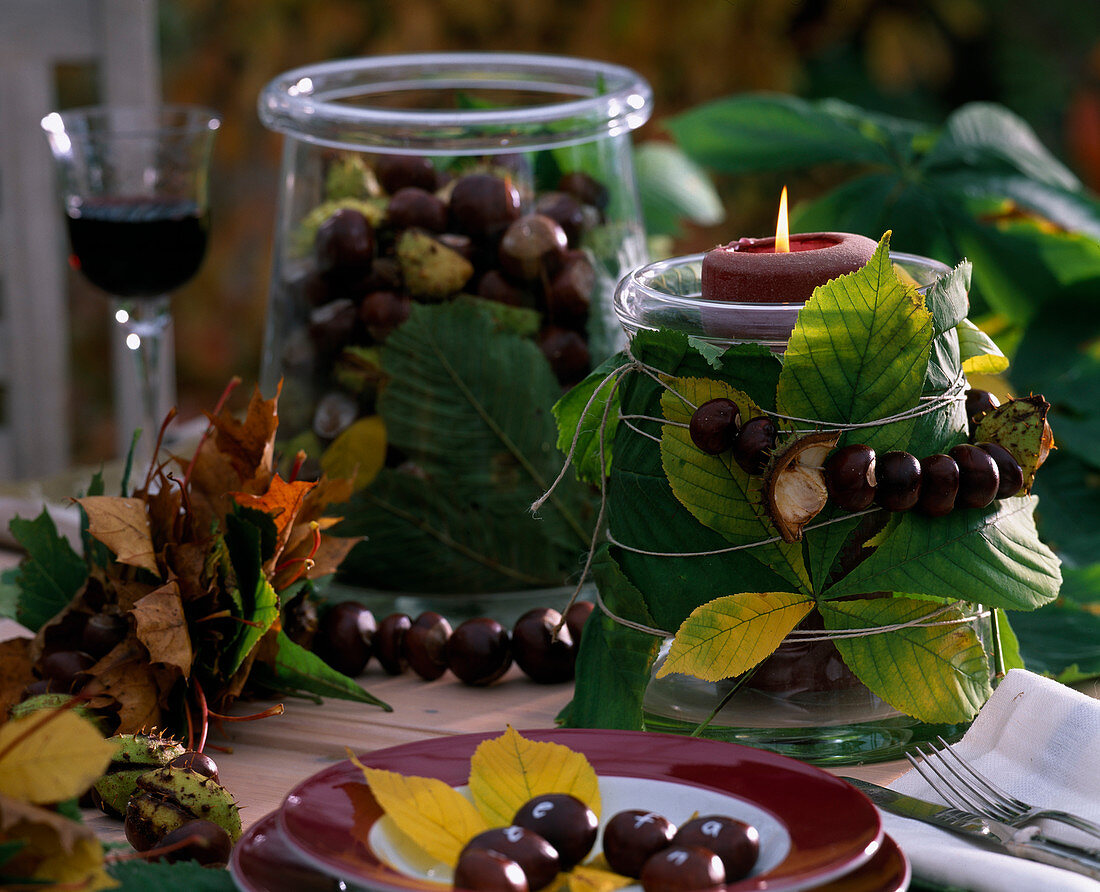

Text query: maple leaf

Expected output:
[0,709,113,804]
[76,496,160,577]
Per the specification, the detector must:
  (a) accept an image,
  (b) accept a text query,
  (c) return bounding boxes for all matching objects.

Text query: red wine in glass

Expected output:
[66,197,209,298]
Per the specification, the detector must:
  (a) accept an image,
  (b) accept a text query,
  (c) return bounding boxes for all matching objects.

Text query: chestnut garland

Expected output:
[688,389,1027,517]
[294,600,596,687]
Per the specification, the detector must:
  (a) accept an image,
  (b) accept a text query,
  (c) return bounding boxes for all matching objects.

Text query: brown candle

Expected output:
[701,232,878,304]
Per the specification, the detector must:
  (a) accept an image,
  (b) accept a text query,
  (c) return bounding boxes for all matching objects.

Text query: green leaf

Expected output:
[1029,454,1100,568]
[668,94,894,173]
[0,568,18,620]
[78,470,113,568]
[606,332,791,630]
[634,141,724,237]
[922,102,1081,191]
[339,469,586,592]
[552,351,629,484]
[224,513,278,676]
[924,261,971,338]
[564,551,660,730]
[10,510,88,631]
[253,631,391,710]
[957,318,1009,375]
[0,839,25,869]
[659,377,809,592]
[454,295,542,339]
[823,497,1061,611]
[339,301,594,592]
[108,858,238,891]
[789,173,899,240]
[822,597,992,724]
[776,232,934,455]
[659,592,813,681]
[1009,580,1100,684]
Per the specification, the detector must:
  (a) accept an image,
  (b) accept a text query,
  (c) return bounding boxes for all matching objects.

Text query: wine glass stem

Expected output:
[112,295,173,466]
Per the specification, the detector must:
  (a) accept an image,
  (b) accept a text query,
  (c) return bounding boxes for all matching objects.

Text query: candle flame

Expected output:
[775,186,790,253]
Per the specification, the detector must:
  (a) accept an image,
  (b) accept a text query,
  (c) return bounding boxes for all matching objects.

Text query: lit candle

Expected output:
[701,188,876,304]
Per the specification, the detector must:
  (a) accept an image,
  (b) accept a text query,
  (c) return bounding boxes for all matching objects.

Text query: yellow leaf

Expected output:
[0,795,116,889]
[568,864,634,892]
[76,496,160,576]
[658,593,814,681]
[321,416,387,490]
[0,710,114,804]
[469,727,601,829]
[351,756,488,864]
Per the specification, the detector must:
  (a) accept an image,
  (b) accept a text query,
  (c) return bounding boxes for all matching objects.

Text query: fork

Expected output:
[906,736,1100,843]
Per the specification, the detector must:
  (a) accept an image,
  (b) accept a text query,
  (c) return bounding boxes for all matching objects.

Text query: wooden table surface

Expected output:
[0,545,960,841]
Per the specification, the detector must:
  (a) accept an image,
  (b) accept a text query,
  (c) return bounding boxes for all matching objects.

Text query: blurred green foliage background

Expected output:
[66,0,1100,464]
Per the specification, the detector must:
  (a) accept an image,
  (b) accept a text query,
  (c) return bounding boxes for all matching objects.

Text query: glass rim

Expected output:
[616,250,953,318]
[258,51,652,153]
[41,104,221,139]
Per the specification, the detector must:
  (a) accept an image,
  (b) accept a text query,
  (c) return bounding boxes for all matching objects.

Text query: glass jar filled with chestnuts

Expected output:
[259,54,651,601]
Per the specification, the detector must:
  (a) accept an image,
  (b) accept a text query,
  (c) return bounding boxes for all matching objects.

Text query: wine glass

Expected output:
[41,105,220,466]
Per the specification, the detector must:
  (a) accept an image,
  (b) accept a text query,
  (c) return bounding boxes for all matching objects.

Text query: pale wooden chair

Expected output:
[0,0,160,481]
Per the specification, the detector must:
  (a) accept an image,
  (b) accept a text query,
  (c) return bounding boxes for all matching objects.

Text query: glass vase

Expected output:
[258,53,651,605]
[608,250,995,764]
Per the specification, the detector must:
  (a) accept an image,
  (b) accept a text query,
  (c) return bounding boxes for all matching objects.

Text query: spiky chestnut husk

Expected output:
[396,229,474,301]
[973,395,1054,494]
[124,766,241,852]
[762,431,841,543]
[92,733,186,818]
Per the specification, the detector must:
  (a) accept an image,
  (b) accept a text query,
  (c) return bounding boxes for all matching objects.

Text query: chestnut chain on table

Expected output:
[295,599,597,687]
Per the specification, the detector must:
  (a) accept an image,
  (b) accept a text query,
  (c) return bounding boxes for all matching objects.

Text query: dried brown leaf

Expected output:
[84,638,175,734]
[76,496,160,577]
[0,638,34,721]
[132,584,193,676]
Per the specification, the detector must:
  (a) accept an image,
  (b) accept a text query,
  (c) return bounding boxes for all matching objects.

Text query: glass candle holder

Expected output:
[258,53,651,603]
[605,249,994,764]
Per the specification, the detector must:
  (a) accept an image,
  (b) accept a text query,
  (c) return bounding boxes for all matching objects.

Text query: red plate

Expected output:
[233,811,908,892]
[278,729,883,892]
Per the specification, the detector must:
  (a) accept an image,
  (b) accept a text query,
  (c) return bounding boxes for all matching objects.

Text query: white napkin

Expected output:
[884,668,1100,891]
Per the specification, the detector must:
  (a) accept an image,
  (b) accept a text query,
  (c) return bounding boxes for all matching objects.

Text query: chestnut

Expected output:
[965,388,1000,436]
[454,848,529,892]
[601,810,676,878]
[672,815,759,882]
[917,453,959,517]
[388,187,447,232]
[537,327,590,387]
[731,416,777,475]
[824,444,876,511]
[564,601,595,646]
[978,442,1024,499]
[313,602,376,677]
[950,444,1000,510]
[403,611,453,680]
[154,819,232,866]
[498,214,568,283]
[449,173,522,243]
[511,608,575,684]
[460,826,559,892]
[640,845,725,892]
[874,451,921,512]
[689,398,741,455]
[375,154,437,194]
[375,613,412,675]
[315,208,375,280]
[81,613,128,658]
[446,618,512,686]
[512,794,597,870]
[168,752,219,783]
[557,172,609,211]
